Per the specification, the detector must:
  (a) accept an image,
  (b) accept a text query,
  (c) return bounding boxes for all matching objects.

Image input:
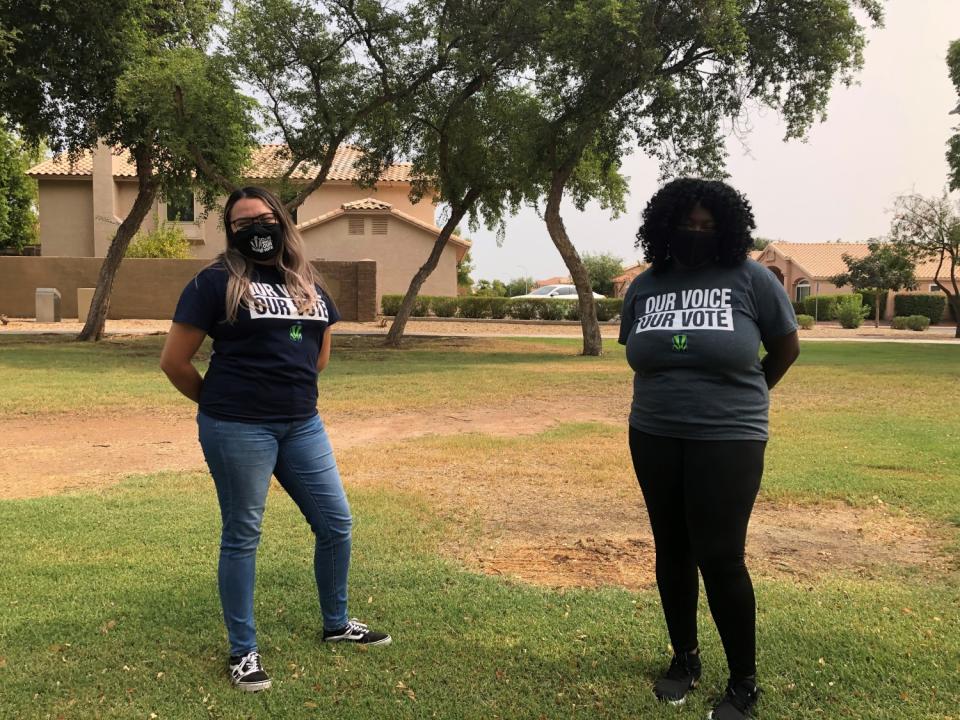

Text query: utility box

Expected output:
[77,287,96,324]
[35,288,62,322]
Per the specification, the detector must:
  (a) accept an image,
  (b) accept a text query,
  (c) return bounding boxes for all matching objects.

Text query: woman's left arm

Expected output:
[761,330,800,390]
[317,326,334,373]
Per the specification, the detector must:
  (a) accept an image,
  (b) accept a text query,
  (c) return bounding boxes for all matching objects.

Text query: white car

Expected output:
[515,284,605,300]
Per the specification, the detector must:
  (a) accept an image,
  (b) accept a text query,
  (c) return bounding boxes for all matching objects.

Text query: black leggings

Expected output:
[629,427,765,681]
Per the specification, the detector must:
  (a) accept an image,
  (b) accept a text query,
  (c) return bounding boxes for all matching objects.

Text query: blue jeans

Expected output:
[197,411,352,656]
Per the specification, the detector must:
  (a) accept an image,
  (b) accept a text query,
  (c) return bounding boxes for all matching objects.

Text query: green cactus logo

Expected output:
[289,324,303,342]
[672,334,688,352]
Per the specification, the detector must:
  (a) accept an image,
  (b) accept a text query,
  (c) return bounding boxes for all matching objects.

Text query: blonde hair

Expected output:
[212,186,328,323]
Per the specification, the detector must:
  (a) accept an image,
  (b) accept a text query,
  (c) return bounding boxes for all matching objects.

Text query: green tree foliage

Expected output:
[125,216,191,259]
[521,0,882,355]
[947,39,960,191]
[0,121,39,250]
[890,192,960,337]
[457,249,475,291]
[473,279,508,297]
[505,276,534,297]
[831,242,917,327]
[0,1,255,340]
[581,252,624,296]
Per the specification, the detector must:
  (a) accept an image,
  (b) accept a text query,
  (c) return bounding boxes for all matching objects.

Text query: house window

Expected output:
[929,283,942,293]
[288,206,298,224]
[371,217,388,235]
[166,191,195,222]
[795,279,811,303]
[348,217,365,235]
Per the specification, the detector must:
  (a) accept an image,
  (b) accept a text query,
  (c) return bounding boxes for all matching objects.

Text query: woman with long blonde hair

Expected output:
[160,186,390,693]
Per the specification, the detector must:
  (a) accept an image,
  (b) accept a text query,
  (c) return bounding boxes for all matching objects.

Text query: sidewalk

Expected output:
[1,317,957,343]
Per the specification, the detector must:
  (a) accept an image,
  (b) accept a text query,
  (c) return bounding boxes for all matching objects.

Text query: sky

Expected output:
[461,0,960,283]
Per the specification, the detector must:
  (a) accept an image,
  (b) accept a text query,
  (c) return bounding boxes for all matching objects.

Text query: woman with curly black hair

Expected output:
[619,178,799,720]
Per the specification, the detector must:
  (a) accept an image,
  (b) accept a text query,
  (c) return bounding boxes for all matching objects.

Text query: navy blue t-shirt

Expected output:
[173,264,340,423]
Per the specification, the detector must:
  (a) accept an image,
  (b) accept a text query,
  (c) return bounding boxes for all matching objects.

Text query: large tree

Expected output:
[383,0,546,346]
[581,252,624,296]
[225,0,457,211]
[890,192,960,338]
[524,0,882,355]
[831,242,917,328]
[0,1,255,340]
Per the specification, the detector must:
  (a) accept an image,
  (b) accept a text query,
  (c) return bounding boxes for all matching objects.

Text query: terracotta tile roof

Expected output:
[296,197,470,261]
[612,262,648,283]
[27,151,138,177]
[765,242,948,281]
[27,144,413,183]
[342,198,393,211]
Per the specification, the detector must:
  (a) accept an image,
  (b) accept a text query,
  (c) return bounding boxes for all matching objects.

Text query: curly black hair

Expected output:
[635,178,756,273]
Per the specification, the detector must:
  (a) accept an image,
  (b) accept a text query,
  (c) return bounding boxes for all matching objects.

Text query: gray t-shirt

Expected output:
[618,259,797,441]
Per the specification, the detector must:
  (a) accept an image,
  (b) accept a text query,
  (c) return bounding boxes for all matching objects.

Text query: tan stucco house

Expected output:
[26,142,470,298]
[753,241,951,317]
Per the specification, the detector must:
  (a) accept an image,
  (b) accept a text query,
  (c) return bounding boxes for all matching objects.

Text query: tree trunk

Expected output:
[77,147,157,342]
[544,167,602,356]
[384,189,480,348]
[950,295,960,339]
[875,290,881,328]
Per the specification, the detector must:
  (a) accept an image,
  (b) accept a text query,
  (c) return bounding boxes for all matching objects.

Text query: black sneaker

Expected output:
[654,649,702,704]
[708,678,760,719]
[322,618,392,646]
[228,650,272,692]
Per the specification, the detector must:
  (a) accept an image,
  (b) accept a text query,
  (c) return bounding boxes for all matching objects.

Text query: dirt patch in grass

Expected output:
[341,430,955,589]
[0,400,619,500]
[3,407,952,590]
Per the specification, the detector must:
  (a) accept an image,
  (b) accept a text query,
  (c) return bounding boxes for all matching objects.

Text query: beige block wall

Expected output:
[0,257,377,321]
[300,214,459,298]
[38,180,95,257]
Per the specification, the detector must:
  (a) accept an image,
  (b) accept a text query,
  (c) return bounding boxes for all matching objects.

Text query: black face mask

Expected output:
[232,223,284,261]
[670,229,719,269]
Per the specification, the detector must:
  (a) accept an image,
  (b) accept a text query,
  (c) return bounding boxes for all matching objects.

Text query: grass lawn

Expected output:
[0,336,957,719]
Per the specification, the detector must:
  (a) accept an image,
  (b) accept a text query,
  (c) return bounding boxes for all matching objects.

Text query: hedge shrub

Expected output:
[488,297,510,319]
[538,299,568,321]
[802,294,845,321]
[459,297,491,318]
[796,314,816,330]
[859,291,889,321]
[509,299,539,319]
[906,314,931,331]
[894,294,945,324]
[432,296,458,317]
[596,298,623,321]
[381,294,403,316]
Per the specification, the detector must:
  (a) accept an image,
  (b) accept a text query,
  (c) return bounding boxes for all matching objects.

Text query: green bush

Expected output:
[802,294,846,321]
[791,300,806,316]
[906,314,931,331]
[488,297,509,319]
[891,316,909,330]
[894,294,945,324]
[431,297,458,317]
[411,296,431,317]
[380,294,403,316]
[835,295,868,329]
[507,299,538,320]
[596,298,623,321]
[796,314,816,330]
[459,297,491,318]
[859,291,889,321]
[126,222,191,259]
[538,299,568,321]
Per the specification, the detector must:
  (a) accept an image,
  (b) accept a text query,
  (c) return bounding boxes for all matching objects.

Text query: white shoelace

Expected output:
[345,619,369,635]
[231,651,264,680]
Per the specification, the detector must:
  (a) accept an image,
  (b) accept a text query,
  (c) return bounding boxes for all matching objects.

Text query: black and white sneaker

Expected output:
[707,678,760,719]
[654,649,702,705]
[322,618,392,646]
[228,650,272,692]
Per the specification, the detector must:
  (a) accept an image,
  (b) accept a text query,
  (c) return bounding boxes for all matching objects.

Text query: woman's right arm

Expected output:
[160,322,208,403]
